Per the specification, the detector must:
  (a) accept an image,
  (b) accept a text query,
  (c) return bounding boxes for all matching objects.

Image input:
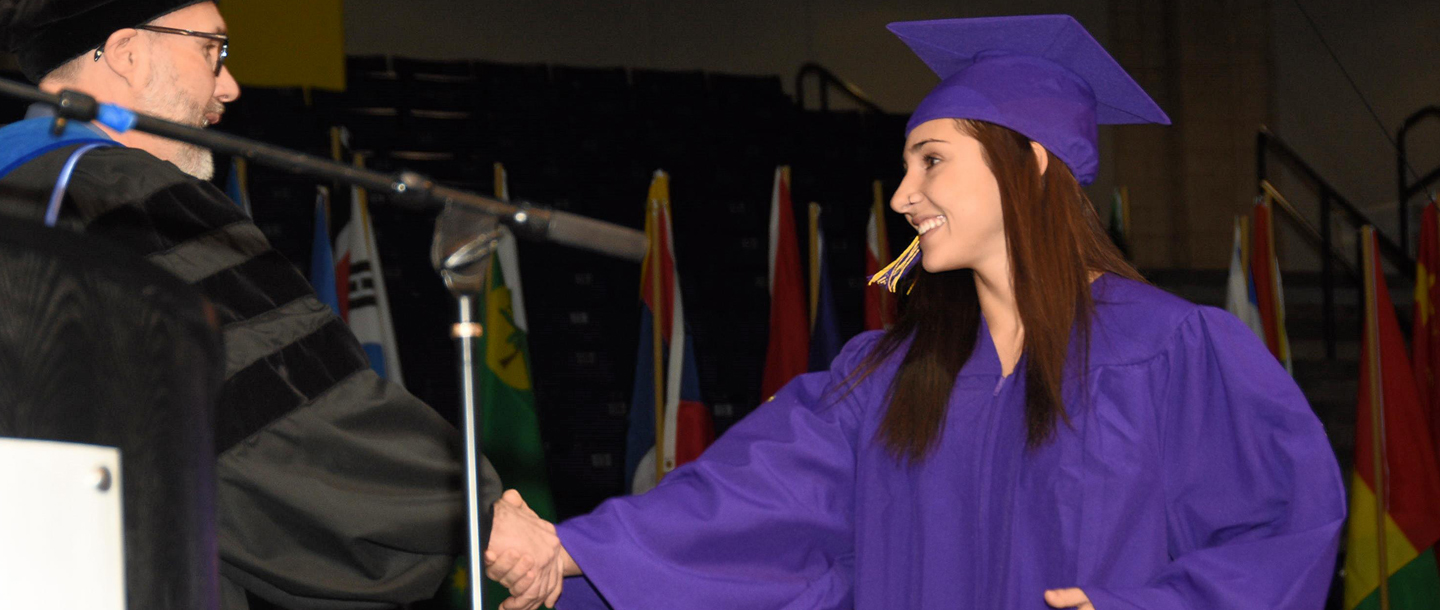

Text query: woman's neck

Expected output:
[973,264,1107,377]
[973,260,1023,376]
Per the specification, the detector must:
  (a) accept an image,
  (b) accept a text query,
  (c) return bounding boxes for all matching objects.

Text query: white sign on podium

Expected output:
[0,437,126,610]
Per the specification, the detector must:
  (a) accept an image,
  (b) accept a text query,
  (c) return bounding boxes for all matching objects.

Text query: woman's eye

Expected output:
[924,155,941,168]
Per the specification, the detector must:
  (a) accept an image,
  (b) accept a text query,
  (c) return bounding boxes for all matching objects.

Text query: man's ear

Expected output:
[1030,140,1049,176]
[99,28,146,88]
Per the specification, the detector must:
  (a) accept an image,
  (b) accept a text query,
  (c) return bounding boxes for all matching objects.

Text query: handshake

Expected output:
[484,490,579,610]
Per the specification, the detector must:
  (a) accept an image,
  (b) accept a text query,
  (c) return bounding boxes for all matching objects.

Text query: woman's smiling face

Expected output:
[891,119,1008,274]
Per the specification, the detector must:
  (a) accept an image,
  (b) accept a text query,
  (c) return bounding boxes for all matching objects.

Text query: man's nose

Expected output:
[215,65,241,103]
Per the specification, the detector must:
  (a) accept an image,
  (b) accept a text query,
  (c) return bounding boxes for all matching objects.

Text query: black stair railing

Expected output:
[1257,127,1415,360]
[1398,105,1440,254]
[795,63,884,114]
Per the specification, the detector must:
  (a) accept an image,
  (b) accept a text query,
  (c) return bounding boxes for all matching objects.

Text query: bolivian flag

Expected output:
[1346,227,1440,610]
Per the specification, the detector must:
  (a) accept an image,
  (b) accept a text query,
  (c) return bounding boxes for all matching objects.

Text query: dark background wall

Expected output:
[338,0,1439,270]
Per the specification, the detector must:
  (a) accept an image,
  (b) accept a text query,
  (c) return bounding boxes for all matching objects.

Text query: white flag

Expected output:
[1225,217,1265,341]
[335,184,405,387]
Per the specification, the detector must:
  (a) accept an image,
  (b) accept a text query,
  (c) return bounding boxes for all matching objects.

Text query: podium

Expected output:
[0,216,224,610]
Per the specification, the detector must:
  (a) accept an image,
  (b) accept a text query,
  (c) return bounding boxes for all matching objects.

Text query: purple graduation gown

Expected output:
[555,275,1345,609]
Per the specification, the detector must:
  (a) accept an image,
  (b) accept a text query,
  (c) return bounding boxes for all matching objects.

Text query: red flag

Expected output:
[1414,202,1440,469]
[1249,195,1292,373]
[1251,199,1280,355]
[864,180,896,331]
[761,166,810,398]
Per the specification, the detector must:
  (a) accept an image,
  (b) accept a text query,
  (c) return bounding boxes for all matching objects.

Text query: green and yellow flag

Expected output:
[1345,227,1440,610]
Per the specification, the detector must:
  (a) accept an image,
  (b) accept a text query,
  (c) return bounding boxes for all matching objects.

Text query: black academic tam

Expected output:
[0,0,206,82]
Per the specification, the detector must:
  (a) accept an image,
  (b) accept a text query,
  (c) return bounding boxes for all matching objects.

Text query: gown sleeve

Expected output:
[554,332,885,610]
[1083,308,1346,610]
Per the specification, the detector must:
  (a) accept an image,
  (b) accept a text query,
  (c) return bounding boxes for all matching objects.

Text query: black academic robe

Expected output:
[0,137,500,610]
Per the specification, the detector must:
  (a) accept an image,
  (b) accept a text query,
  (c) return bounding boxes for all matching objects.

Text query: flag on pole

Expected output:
[481,162,548,510]
[224,157,252,216]
[1344,226,1440,610]
[761,166,809,399]
[808,202,842,370]
[1225,216,1264,339]
[490,163,528,333]
[309,186,340,315]
[334,153,405,386]
[625,170,714,494]
[1413,201,1440,470]
[864,180,896,331]
[1107,186,1130,258]
[1250,196,1293,374]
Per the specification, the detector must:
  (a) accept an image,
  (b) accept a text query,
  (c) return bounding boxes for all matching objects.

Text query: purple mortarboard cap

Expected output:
[890,15,1170,185]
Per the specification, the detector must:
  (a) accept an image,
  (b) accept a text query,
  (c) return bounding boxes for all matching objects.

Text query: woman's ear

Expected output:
[1030,141,1049,176]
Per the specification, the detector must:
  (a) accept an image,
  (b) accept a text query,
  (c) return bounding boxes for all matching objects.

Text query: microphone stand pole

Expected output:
[456,292,486,610]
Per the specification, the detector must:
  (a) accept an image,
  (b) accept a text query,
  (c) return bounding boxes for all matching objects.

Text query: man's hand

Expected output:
[1044,588,1094,609]
[484,490,565,610]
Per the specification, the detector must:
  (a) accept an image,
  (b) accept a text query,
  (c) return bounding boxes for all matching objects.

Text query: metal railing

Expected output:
[1398,105,1440,254]
[1256,127,1415,360]
[794,63,884,114]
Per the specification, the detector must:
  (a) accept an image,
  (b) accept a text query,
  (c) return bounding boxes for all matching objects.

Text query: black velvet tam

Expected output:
[0,0,206,82]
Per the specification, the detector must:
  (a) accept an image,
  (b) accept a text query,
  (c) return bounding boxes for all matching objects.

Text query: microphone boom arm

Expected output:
[0,77,647,262]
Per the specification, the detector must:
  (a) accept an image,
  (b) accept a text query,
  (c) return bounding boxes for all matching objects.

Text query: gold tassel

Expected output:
[868,237,921,293]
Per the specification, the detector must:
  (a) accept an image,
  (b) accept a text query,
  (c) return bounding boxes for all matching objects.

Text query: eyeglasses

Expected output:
[135,25,229,77]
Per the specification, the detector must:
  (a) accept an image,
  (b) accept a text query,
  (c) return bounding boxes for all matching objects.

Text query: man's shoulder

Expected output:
[75,146,202,193]
[2,142,202,200]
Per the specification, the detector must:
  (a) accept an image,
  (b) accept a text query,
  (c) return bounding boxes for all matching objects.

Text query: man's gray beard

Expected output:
[172,142,214,181]
[137,66,215,181]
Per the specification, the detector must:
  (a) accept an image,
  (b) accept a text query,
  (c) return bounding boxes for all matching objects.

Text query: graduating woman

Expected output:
[494,14,1346,610]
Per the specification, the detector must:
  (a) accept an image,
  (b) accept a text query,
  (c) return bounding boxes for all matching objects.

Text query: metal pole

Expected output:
[1321,195,1336,360]
[648,199,666,486]
[1400,127,1409,257]
[1256,130,1269,185]
[1361,228,1391,610]
[453,294,485,610]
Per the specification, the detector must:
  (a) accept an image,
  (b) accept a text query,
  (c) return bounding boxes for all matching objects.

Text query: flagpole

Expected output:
[1263,196,1288,368]
[1362,226,1391,610]
[649,198,666,486]
[872,181,888,264]
[870,180,894,329]
[1120,185,1130,238]
[1239,216,1251,281]
[809,203,821,331]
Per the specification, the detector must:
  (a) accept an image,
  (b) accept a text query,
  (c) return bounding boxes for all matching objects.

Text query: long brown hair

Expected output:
[856,119,1143,463]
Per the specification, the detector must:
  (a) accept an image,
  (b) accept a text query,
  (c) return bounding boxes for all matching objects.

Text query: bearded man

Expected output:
[0,2,535,609]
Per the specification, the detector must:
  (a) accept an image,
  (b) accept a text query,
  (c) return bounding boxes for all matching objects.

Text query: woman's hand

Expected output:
[1044,588,1094,609]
